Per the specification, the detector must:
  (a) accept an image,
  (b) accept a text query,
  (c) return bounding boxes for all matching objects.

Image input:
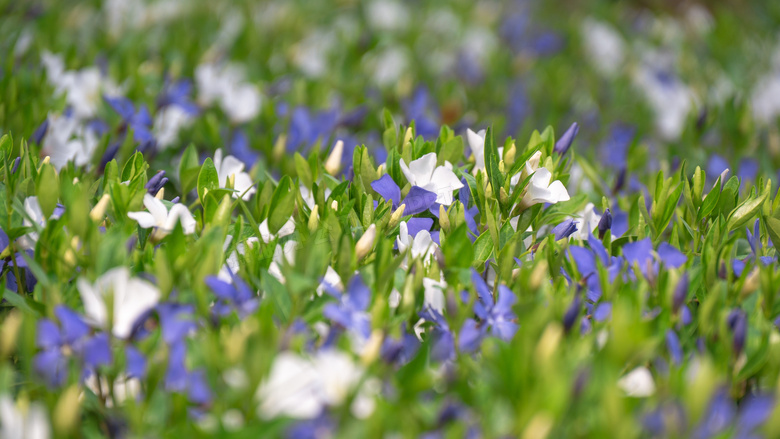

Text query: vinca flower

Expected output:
[77,267,161,339]
[518,151,570,209]
[127,194,196,239]
[0,394,50,439]
[213,148,256,200]
[195,63,261,123]
[396,220,438,266]
[400,153,464,206]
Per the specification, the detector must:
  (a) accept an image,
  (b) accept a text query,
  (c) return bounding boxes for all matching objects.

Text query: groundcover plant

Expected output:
[3,0,780,437]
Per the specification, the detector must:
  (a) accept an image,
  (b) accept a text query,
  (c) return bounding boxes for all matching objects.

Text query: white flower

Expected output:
[423,277,447,313]
[258,217,296,244]
[41,52,119,120]
[518,152,570,208]
[77,267,160,339]
[396,221,438,266]
[19,196,62,250]
[84,373,141,407]
[581,19,625,77]
[467,128,506,176]
[217,235,259,282]
[256,350,376,420]
[127,194,196,239]
[41,114,99,170]
[268,240,298,284]
[213,149,256,200]
[571,203,601,241]
[467,128,487,173]
[365,0,410,31]
[317,266,342,296]
[153,106,193,150]
[617,367,656,397]
[0,394,50,439]
[400,152,464,206]
[195,63,261,123]
[300,185,332,210]
[633,54,696,141]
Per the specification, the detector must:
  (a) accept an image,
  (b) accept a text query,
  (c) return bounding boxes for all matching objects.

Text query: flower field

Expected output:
[2,0,780,437]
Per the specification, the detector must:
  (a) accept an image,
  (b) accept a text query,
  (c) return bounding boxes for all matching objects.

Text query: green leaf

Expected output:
[765,216,780,251]
[260,269,291,323]
[294,153,313,189]
[443,224,474,269]
[268,176,295,234]
[438,135,463,166]
[697,177,721,222]
[178,144,200,195]
[484,127,504,193]
[36,163,58,219]
[197,157,219,203]
[727,191,768,231]
[472,231,493,269]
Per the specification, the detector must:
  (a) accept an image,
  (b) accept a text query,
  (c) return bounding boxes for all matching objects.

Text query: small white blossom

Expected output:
[0,394,50,439]
[153,106,194,150]
[213,149,256,200]
[572,203,601,241]
[617,367,656,397]
[127,194,197,239]
[400,152,463,206]
[256,350,377,420]
[396,221,438,266]
[518,152,570,208]
[195,63,261,124]
[581,19,625,77]
[423,277,447,314]
[77,267,160,339]
[41,114,100,170]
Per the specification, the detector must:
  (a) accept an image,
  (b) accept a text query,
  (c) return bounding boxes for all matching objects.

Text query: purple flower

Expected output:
[228,128,260,168]
[562,293,581,333]
[551,218,578,240]
[666,330,683,365]
[419,307,455,362]
[165,341,212,405]
[30,118,49,145]
[597,209,612,239]
[403,86,440,140]
[104,96,156,152]
[34,305,111,387]
[554,122,579,156]
[144,170,168,195]
[157,78,199,115]
[381,326,420,366]
[287,414,334,439]
[693,389,736,439]
[623,238,654,275]
[672,273,689,314]
[371,174,437,215]
[568,234,622,302]
[728,310,747,356]
[322,274,371,340]
[205,274,259,319]
[458,270,518,352]
[593,302,612,322]
[156,303,198,344]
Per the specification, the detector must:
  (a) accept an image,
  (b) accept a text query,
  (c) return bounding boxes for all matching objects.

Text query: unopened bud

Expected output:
[0,311,22,356]
[360,330,384,366]
[535,323,563,364]
[554,122,579,156]
[672,272,688,313]
[504,141,517,166]
[308,205,319,231]
[324,140,344,176]
[438,205,450,232]
[155,187,165,200]
[54,385,81,434]
[355,224,376,260]
[89,194,111,222]
[331,200,339,210]
[272,134,287,161]
[389,204,406,229]
[403,127,414,146]
[597,209,612,239]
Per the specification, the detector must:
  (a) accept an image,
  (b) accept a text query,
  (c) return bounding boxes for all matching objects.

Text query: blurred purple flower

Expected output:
[322,274,371,340]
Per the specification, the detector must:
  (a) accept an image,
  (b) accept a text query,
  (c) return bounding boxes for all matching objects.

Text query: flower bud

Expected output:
[554,122,579,156]
[672,272,688,313]
[438,205,450,232]
[597,208,612,239]
[388,204,406,229]
[89,194,111,222]
[355,224,376,260]
[324,140,344,176]
[308,205,319,231]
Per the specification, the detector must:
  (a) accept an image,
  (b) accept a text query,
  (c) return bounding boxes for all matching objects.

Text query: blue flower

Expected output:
[419,307,455,362]
[322,274,371,341]
[551,218,578,240]
[458,270,518,352]
[205,273,259,319]
[34,305,111,387]
[568,234,622,302]
[554,122,579,156]
[156,78,199,115]
[104,95,156,152]
[370,174,437,215]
